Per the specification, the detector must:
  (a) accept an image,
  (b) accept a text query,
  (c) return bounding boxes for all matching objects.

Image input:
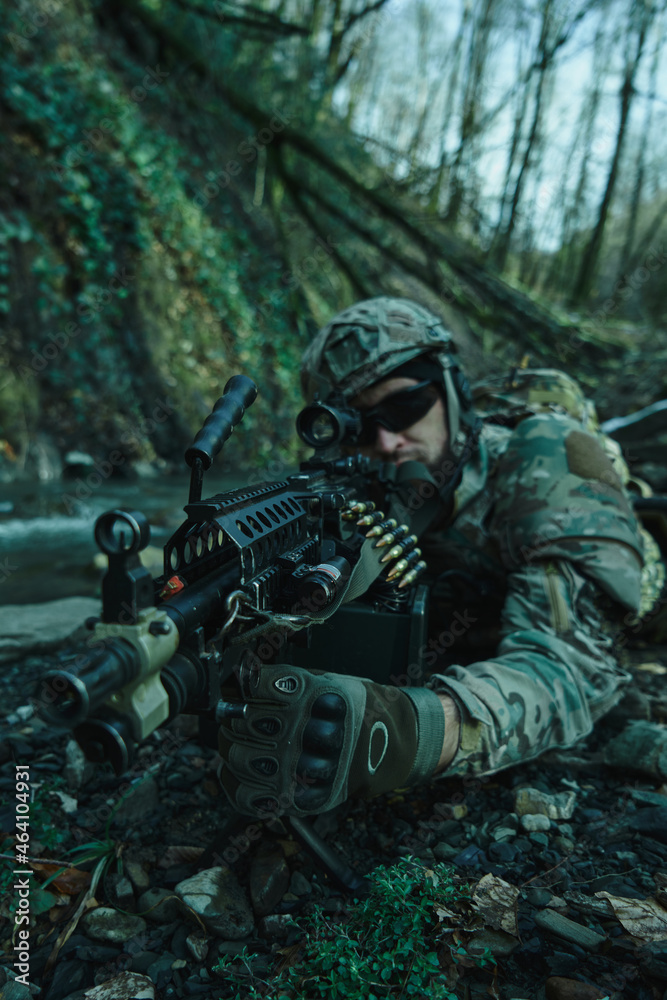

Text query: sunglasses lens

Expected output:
[357,382,438,444]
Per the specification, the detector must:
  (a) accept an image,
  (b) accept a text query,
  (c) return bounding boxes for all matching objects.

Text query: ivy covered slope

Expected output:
[0,2,324,476]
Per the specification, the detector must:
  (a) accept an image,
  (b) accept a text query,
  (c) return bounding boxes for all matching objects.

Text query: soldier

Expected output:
[218,297,661,818]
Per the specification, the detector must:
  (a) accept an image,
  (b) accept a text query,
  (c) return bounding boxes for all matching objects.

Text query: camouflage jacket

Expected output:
[419,412,656,777]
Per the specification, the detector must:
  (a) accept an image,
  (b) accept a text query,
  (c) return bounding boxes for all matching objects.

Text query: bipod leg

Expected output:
[285,815,369,894]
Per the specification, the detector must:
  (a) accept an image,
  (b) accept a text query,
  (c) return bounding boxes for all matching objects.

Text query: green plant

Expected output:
[214,858,494,999]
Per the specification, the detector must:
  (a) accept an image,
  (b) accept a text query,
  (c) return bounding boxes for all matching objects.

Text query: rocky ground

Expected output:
[1,632,667,1000]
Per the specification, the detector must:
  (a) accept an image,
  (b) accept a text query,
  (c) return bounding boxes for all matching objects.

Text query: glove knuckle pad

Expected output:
[311,692,347,721]
[302,718,344,753]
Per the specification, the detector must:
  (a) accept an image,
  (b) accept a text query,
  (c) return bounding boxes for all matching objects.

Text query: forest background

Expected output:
[2,0,667,480]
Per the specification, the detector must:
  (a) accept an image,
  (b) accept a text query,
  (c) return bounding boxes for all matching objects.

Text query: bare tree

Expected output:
[570,0,652,306]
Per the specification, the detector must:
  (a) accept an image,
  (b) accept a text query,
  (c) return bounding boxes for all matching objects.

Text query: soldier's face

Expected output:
[349,376,450,471]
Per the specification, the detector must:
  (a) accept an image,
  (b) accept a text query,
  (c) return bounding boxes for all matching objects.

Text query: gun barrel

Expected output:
[36,639,140,728]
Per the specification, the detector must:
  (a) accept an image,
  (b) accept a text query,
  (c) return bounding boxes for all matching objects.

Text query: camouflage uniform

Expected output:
[420,413,654,778]
[302,297,664,781]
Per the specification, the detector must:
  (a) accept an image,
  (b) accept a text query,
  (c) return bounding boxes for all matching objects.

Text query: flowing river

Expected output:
[0,468,264,605]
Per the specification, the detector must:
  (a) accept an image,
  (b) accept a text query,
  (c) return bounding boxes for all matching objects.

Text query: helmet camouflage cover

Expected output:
[301,297,467,445]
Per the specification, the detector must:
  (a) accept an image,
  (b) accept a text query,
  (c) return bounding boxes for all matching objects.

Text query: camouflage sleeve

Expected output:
[429,554,633,777]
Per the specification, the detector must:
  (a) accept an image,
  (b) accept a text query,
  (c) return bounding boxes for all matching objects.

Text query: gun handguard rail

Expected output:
[36,374,435,774]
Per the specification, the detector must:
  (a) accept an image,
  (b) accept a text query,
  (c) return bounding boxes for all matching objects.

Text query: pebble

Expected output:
[534,910,605,952]
[289,870,311,896]
[452,844,488,867]
[528,831,550,847]
[112,776,160,824]
[250,843,290,917]
[629,805,667,843]
[515,786,577,820]
[525,888,552,907]
[185,930,209,963]
[125,860,151,893]
[81,908,147,945]
[259,913,296,938]
[44,959,93,1000]
[106,874,135,911]
[138,887,184,924]
[175,867,254,939]
[545,977,609,999]
[520,812,551,832]
[488,841,520,863]
[467,927,520,958]
[434,841,461,861]
[492,826,517,841]
[84,972,155,999]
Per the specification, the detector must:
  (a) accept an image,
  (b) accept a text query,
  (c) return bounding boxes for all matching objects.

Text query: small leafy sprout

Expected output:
[214,858,495,999]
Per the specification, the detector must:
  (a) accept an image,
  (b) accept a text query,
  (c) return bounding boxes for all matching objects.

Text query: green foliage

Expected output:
[0,0,313,466]
[214,859,493,999]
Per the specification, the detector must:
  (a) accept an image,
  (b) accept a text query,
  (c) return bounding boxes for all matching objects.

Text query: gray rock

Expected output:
[175,867,254,939]
[113,776,160,823]
[128,952,162,976]
[525,888,552,907]
[534,909,606,951]
[125,861,151,893]
[250,844,290,918]
[186,930,209,963]
[147,956,178,989]
[138,887,184,924]
[81,907,147,945]
[492,826,517,842]
[259,913,296,939]
[434,841,462,861]
[106,874,135,912]
[520,812,551,832]
[515,786,577,820]
[603,720,667,781]
[289,871,311,896]
[528,832,550,847]
[3,981,32,1000]
[65,739,93,792]
[0,598,100,664]
[467,928,519,958]
[43,958,93,1000]
[83,972,155,999]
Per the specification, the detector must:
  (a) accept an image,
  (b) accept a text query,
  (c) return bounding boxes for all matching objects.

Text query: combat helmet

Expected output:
[301,297,474,449]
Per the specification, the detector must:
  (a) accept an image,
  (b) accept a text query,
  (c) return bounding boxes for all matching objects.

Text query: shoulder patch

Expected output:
[565,430,623,492]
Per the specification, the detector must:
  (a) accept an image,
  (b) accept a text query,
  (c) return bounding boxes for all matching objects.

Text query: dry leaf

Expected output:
[472,873,520,937]
[158,846,204,868]
[32,863,92,896]
[594,891,667,942]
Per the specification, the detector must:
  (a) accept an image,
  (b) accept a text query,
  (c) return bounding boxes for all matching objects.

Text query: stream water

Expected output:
[0,468,261,605]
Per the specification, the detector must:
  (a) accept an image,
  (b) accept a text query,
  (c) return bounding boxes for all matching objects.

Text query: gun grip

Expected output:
[185,374,258,470]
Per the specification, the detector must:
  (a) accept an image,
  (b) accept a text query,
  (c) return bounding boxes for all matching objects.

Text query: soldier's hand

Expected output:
[217,661,446,818]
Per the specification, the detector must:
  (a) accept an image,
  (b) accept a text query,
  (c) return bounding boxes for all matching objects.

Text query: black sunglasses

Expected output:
[356,380,440,445]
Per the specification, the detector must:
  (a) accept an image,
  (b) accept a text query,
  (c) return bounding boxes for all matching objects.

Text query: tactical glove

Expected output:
[217,661,445,817]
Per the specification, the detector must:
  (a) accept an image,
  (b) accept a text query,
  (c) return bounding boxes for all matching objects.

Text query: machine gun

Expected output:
[36,375,432,788]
